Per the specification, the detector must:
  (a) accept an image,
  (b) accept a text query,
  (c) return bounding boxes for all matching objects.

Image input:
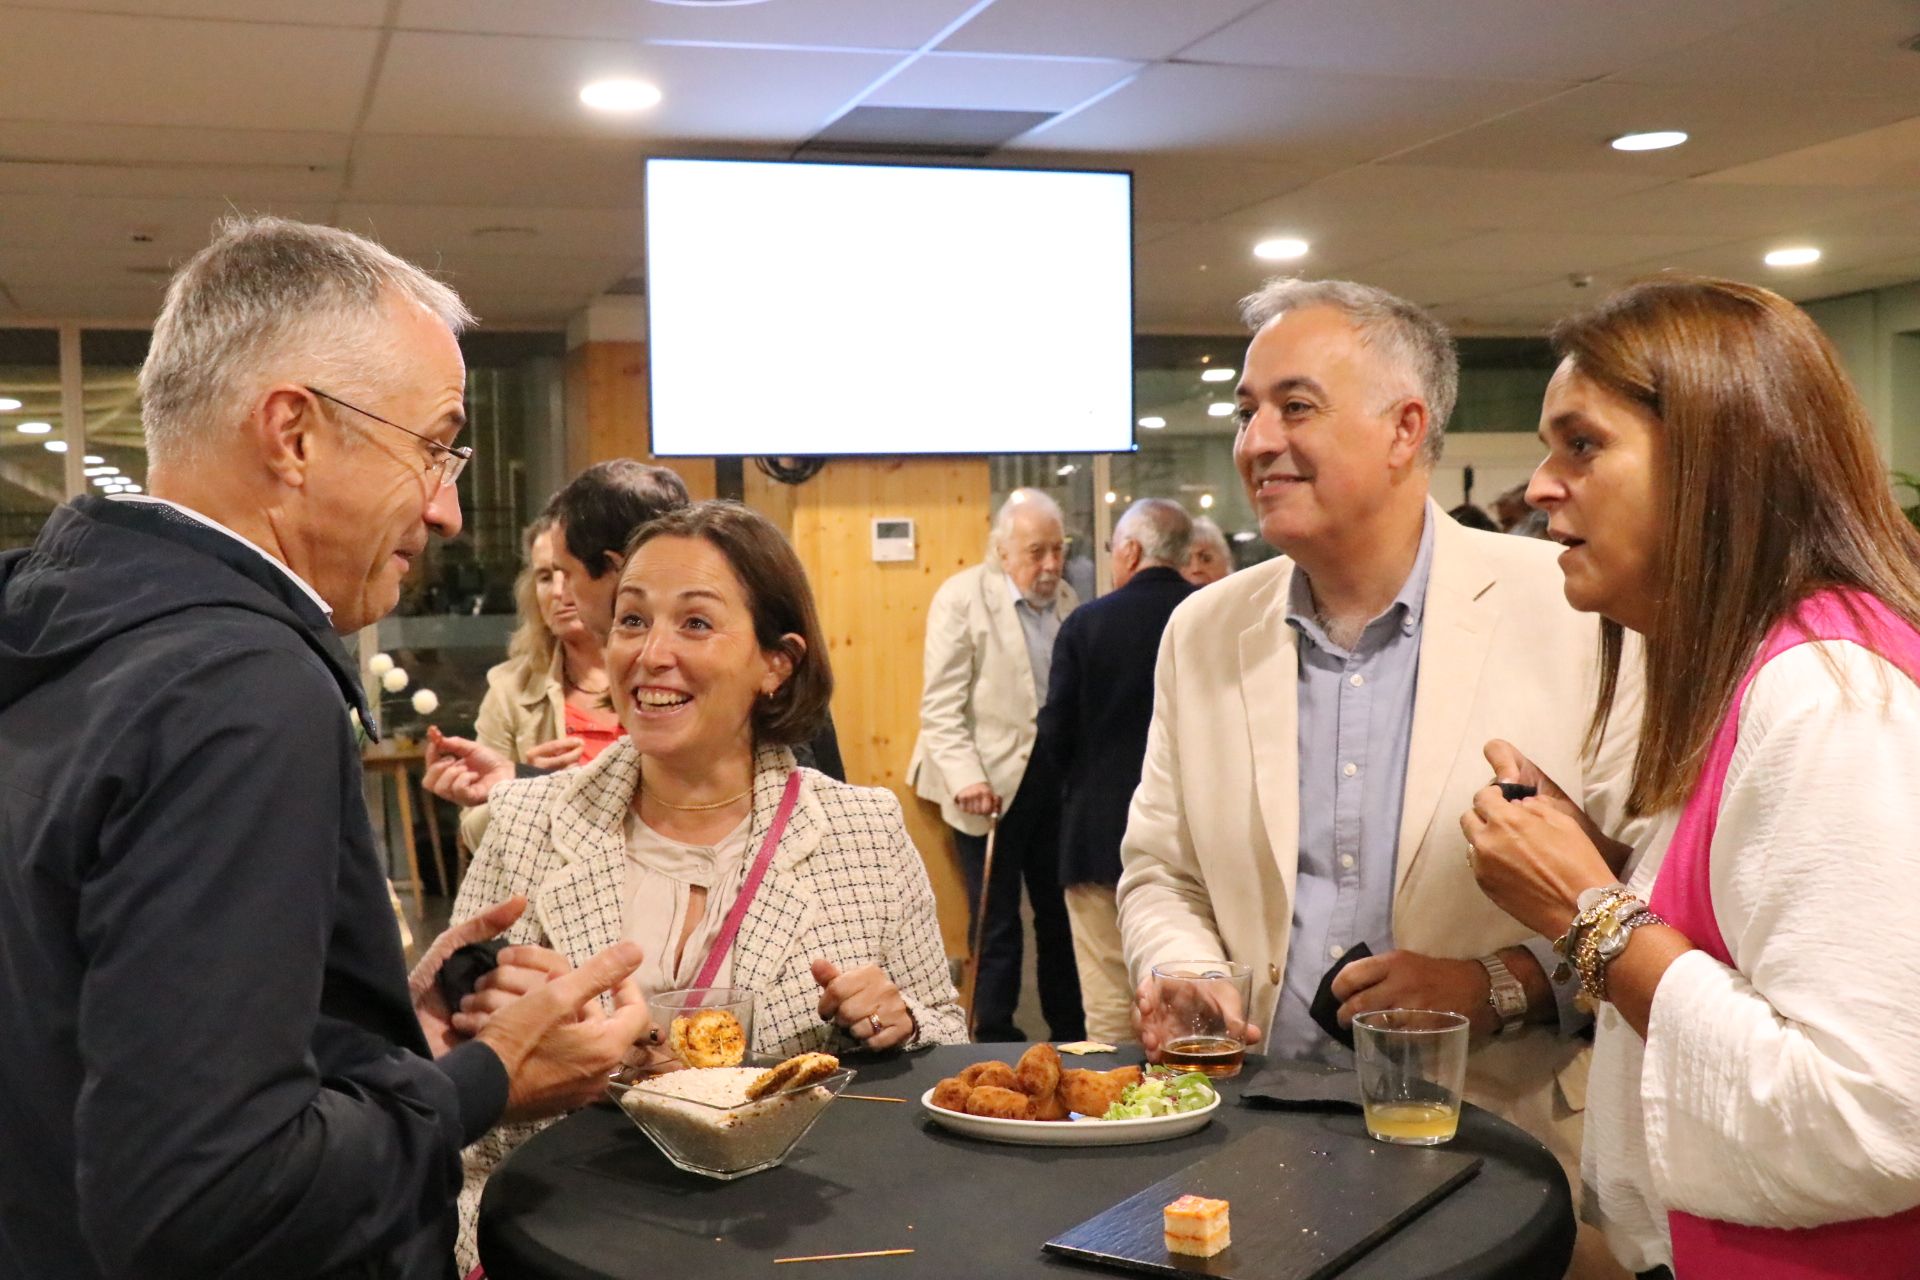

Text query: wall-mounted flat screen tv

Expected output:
[644,157,1133,458]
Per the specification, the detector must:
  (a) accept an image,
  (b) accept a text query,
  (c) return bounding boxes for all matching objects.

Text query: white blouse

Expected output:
[619,812,753,993]
[1584,641,1920,1273]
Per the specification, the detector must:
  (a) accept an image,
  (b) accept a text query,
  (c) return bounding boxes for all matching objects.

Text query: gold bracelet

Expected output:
[1552,886,1634,984]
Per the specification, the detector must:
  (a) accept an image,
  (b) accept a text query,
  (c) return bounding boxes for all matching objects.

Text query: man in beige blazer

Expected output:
[909,489,1086,1041]
[1117,278,1639,1190]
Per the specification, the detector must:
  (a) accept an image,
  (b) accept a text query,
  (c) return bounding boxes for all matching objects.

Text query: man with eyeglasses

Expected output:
[0,215,649,1280]
[908,487,1085,1043]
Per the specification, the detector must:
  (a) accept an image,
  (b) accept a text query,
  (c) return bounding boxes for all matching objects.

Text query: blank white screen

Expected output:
[645,158,1133,457]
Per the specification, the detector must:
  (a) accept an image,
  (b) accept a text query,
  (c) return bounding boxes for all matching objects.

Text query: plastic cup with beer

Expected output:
[1352,1008,1469,1145]
[1148,960,1254,1078]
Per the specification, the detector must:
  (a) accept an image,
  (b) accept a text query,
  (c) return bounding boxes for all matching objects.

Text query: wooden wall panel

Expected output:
[563,340,716,500]
[782,459,992,958]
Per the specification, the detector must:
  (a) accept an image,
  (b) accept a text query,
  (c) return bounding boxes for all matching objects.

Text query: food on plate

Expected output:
[1012,1042,1061,1099]
[1057,1067,1131,1118]
[930,1077,972,1112]
[1163,1194,1231,1258]
[929,1055,1179,1124]
[746,1051,841,1101]
[668,1008,748,1068]
[963,1085,1033,1120]
[1102,1068,1216,1120]
[959,1060,1017,1091]
[617,1066,838,1174]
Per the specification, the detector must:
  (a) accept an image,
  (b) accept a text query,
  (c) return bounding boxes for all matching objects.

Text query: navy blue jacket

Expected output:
[1035,566,1197,888]
[0,497,505,1280]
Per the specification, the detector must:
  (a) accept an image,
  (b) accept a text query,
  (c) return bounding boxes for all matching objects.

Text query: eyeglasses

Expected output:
[305,385,472,489]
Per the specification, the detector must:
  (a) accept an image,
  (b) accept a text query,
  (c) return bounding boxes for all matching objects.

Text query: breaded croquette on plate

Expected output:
[1012,1042,1061,1099]
[960,1060,1017,1091]
[962,1085,1033,1120]
[929,1077,972,1112]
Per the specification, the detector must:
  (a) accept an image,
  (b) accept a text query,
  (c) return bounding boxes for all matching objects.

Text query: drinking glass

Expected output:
[1352,1008,1469,1145]
[1148,960,1254,1078]
[647,987,757,1069]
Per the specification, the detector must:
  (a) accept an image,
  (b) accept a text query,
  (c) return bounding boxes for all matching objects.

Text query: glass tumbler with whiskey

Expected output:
[1148,960,1254,1078]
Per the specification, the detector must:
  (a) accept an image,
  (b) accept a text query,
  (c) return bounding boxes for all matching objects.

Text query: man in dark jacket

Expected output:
[0,216,649,1280]
[1034,498,1197,1043]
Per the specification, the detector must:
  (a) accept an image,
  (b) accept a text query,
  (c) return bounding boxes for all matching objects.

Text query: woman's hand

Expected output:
[811,959,915,1051]
[524,736,586,771]
[1482,739,1633,873]
[1461,785,1617,940]
[450,944,578,1037]
[423,726,514,806]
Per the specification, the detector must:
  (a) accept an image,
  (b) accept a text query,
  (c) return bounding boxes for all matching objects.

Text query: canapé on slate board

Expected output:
[1044,1130,1481,1279]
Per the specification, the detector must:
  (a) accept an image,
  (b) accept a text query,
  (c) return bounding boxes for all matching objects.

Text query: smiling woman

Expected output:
[445,499,966,1273]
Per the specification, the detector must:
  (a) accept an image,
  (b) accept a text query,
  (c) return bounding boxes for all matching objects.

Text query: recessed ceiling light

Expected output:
[1104,490,1117,504]
[82,454,103,464]
[1056,464,1076,476]
[1253,238,1310,262]
[1200,368,1236,382]
[1207,402,1235,417]
[1199,493,1215,509]
[17,421,52,434]
[1610,130,1688,152]
[1138,416,1166,429]
[84,465,119,477]
[123,483,142,493]
[44,440,67,453]
[579,78,662,113]
[1231,530,1257,543]
[0,397,20,411]
[1764,246,1821,267]
[90,474,117,486]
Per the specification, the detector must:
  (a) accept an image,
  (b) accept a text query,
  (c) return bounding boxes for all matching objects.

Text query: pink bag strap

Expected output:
[691,770,803,991]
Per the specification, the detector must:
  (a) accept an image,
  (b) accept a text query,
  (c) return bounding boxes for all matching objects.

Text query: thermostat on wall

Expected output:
[872,517,916,563]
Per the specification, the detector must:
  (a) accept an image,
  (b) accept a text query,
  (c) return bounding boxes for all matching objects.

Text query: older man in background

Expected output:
[1035,498,1197,1042]
[1118,278,1640,1197]
[0,216,649,1280]
[1183,514,1234,585]
[910,489,1085,1042]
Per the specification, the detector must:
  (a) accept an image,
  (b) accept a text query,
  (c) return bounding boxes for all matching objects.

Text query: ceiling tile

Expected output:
[1024,60,1570,159]
[1704,116,1920,188]
[1386,81,1917,176]
[397,0,960,48]
[1615,0,1920,103]
[0,121,347,201]
[332,204,643,260]
[0,194,331,254]
[939,0,1264,60]
[864,52,1140,113]
[1009,150,1328,222]
[346,135,647,206]
[1374,229,1731,275]
[7,0,388,24]
[0,9,378,131]
[363,30,900,140]
[1533,180,1918,238]
[1185,0,1778,81]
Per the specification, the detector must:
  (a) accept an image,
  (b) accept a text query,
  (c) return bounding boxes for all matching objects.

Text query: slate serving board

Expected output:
[1043,1129,1481,1280]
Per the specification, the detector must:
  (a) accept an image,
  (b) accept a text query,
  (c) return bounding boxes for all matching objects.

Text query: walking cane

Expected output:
[962,812,1000,1040]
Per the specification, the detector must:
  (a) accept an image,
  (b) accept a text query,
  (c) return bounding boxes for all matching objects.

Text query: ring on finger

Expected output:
[868,1013,884,1036]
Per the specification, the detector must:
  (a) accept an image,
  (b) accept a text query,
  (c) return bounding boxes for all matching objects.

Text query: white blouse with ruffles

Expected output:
[619,812,753,992]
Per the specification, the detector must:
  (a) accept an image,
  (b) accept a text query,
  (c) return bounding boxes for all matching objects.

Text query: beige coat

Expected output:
[448,738,967,1269]
[1115,508,1642,1167]
[907,561,1079,835]
[456,649,567,849]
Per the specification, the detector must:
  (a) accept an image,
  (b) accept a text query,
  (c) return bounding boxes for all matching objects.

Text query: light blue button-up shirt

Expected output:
[1273,512,1435,1064]
[1005,574,1063,704]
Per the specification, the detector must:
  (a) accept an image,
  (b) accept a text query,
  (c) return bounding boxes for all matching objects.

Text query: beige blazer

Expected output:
[473,648,566,762]
[907,561,1079,835]
[448,738,966,1269]
[1115,507,1642,1167]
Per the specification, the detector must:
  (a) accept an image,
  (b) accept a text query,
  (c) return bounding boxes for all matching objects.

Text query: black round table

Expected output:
[478,1045,1573,1280]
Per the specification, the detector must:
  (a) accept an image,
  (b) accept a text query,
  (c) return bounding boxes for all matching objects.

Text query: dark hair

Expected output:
[1447,502,1499,532]
[623,500,833,747]
[544,460,689,579]
[1555,275,1920,815]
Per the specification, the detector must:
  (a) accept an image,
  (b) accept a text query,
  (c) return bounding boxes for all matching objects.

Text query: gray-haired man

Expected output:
[909,488,1086,1042]
[0,216,648,1279]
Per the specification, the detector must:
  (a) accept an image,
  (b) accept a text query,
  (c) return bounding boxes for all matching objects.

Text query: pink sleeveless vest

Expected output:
[1647,589,1920,1278]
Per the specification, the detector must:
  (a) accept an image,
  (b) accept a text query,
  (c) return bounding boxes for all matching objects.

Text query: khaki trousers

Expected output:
[1063,883,1133,1044]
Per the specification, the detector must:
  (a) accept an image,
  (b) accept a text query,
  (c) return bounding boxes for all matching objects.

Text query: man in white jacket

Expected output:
[1117,278,1640,1195]
[909,489,1085,1041]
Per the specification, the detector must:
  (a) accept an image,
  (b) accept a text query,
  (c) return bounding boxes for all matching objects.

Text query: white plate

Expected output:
[919,1087,1220,1146]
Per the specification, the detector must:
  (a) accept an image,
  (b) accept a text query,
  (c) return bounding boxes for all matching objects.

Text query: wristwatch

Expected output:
[1476,952,1528,1036]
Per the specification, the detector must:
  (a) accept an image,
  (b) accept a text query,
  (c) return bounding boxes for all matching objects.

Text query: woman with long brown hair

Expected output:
[1461,277,1920,1278]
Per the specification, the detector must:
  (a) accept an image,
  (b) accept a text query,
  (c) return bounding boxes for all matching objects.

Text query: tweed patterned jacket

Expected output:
[448,737,965,1270]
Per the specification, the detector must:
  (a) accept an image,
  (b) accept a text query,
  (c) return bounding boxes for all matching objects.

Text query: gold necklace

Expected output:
[642,786,750,811]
